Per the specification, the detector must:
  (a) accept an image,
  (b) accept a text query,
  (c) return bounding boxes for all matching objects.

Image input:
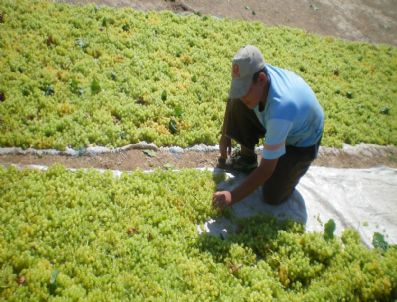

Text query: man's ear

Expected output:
[259,71,267,82]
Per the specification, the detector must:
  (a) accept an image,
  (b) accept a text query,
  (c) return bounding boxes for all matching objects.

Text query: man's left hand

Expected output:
[213,191,233,210]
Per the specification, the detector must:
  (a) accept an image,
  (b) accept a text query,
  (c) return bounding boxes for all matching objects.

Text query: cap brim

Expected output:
[229,75,252,99]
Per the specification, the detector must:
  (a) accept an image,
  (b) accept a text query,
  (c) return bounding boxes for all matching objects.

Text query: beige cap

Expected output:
[229,45,266,99]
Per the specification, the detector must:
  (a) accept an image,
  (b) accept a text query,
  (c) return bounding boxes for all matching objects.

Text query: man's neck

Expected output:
[258,75,269,112]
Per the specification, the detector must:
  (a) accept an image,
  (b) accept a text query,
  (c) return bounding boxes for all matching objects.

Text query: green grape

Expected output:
[0,0,395,149]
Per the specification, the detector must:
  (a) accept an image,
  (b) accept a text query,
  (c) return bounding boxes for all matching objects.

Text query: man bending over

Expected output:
[213,45,324,209]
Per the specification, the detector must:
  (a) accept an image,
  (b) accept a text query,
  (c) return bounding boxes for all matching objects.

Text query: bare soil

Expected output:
[2,0,396,171]
[1,146,397,171]
[56,0,397,46]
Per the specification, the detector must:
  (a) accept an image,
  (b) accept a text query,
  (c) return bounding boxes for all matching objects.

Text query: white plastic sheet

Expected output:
[1,143,395,156]
[198,166,397,247]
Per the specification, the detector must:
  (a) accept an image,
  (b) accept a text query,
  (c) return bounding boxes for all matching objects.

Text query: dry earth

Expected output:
[1,145,397,171]
[2,0,397,171]
[56,0,397,46]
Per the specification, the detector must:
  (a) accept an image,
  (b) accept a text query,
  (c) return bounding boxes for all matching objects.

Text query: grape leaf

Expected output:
[48,269,60,295]
[372,232,389,251]
[324,219,336,240]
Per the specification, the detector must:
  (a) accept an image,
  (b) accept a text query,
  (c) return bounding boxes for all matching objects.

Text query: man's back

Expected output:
[254,64,324,148]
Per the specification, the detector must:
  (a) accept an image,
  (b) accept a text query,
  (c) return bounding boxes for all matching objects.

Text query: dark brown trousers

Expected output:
[222,99,321,205]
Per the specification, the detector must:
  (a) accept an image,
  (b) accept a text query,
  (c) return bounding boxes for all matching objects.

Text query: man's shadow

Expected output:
[198,167,308,241]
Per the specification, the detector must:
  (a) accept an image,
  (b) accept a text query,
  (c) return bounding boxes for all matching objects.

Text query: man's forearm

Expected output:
[231,158,277,204]
[221,99,231,136]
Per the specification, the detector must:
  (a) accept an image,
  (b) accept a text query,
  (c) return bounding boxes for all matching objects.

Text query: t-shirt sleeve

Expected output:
[262,118,293,159]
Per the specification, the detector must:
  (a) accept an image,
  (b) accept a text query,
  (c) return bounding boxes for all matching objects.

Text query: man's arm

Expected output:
[219,99,232,159]
[231,157,278,203]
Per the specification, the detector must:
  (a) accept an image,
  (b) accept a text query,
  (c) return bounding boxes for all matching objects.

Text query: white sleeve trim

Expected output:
[262,144,286,159]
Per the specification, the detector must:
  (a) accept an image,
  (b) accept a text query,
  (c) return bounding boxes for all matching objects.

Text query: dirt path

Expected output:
[1,145,397,171]
[56,0,397,46]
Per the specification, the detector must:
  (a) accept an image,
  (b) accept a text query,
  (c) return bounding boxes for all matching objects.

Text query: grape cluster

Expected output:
[1,166,396,301]
[0,0,396,150]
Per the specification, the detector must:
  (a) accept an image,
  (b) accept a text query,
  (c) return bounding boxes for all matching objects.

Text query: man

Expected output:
[213,45,324,209]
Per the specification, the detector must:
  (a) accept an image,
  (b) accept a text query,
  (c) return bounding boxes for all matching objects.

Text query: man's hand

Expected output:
[219,135,232,159]
[213,191,233,210]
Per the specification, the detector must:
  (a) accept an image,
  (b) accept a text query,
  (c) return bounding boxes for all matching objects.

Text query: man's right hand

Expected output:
[219,135,231,159]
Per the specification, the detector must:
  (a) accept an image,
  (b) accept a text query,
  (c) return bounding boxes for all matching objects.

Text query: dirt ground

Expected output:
[1,145,397,171]
[56,0,397,46]
[2,0,396,171]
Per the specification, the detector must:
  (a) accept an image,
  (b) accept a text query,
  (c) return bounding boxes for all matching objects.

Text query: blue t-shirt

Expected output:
[254,64,324,159]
